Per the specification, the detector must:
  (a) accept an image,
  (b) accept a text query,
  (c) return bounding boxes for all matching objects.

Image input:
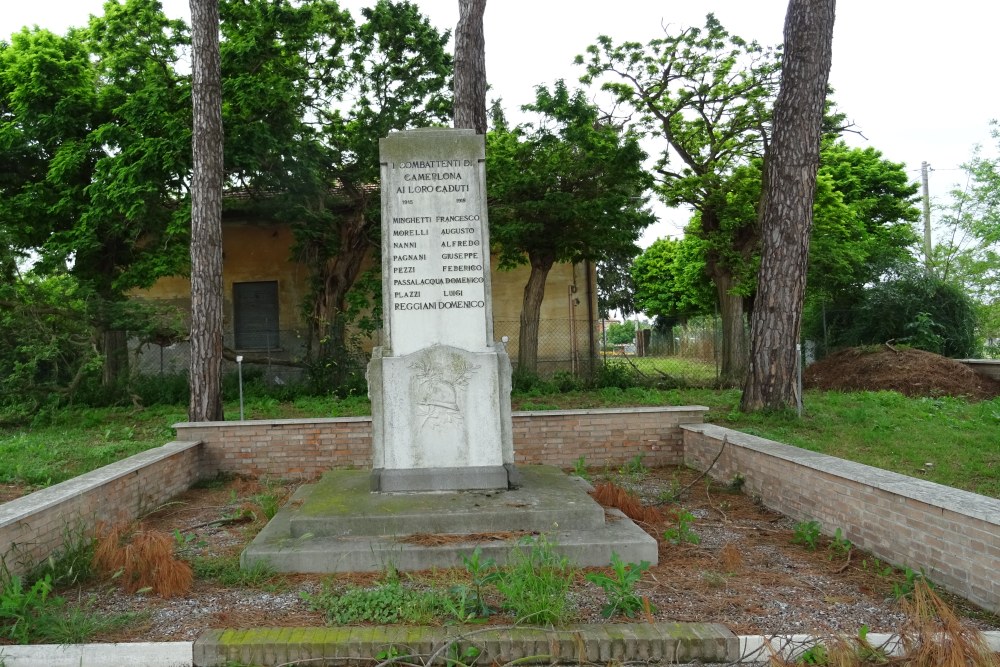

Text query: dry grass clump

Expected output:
[766,580,999,666]
[93,522,193,598]
[898,580,1000,666]
[719,541,744,573]
[590,481,662,525]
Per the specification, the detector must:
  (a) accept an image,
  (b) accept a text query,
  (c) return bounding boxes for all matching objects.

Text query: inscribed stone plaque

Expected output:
[378,128,494,356]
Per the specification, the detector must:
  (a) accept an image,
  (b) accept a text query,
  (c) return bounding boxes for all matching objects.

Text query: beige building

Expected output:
[134,218,598,379]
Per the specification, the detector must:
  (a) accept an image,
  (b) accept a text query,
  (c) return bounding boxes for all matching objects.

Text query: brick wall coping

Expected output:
[173,405,709,430]
[0,440,202,526]
[512,405,709,418]
[173,416,372,428]
[682,423,1000,523]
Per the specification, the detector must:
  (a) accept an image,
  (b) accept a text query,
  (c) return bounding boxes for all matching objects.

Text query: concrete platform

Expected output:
[242,465,657,573]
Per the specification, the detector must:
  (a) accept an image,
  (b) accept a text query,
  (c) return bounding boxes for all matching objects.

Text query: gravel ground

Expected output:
[45,468,999,644]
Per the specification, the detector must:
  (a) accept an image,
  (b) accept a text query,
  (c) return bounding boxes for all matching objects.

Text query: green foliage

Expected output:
[571,457,590,481]
[592,360,638,390]
[0,573,136,644]
[579,15,779,381]
[0,0,191,306]
[494,536,576,625]
[192,556,277,588]
[828,528,852,559]
[454,547,500,620]
[632,236,715,322]
[487,81,654,272]
[0,575,57,644]
[618,455,647,477]
[792,520,822,551]
[303,579,452,625]
[892,567,934,601]
[487,81,654,372]
[933,129,1000,352]
[796,643,829,665]
[825,272,979,358]
[663,510,701,546]
[605,321,637,346]
[29,528,95,589]
[584,552,655,619]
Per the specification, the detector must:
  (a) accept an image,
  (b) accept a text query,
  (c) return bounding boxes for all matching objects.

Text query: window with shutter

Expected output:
[233,281,279,350]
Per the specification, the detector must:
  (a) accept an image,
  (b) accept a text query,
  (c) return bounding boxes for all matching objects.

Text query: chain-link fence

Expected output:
[594,316,721,387]
[130,328,309,386]
[128,316,726,388]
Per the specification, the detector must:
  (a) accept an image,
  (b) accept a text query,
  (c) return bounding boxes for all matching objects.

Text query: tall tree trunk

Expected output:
[308,191,373,360]
[188,0,225,422]
[453,0,487,134]
[101,329,129,387]
[741,0,836,412]
[517,253,554,374]
[713,270,749,387]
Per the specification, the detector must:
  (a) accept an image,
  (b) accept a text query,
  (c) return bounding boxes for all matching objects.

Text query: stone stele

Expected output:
[368,128,515,492]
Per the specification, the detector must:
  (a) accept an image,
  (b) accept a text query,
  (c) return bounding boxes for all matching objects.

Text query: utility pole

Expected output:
[921,161,933,274]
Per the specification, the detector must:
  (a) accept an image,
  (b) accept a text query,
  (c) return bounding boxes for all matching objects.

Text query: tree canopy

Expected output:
[577,14,781,384]
[486,81,654,372]
[0,0,453,398]
[633,142,920,339]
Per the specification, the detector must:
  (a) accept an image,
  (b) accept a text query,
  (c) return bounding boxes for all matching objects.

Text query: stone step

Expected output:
[242,465,657,573]
[287,466,607,538]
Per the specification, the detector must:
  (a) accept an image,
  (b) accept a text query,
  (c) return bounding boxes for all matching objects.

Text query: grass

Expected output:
[0,387,997,498]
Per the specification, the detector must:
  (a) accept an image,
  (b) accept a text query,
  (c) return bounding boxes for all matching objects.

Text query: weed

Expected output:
[791,520,822,551]
[700,570,727,589]
[796,643,828,664]
[375,646,402,661]
[618,454,647,477]
[192,555,277,588]
[571,456,590,481]
[893,567,934,601]
[828,528,852,559]
[252,491,281,520]
[303,579,451,624]
[861,556,894,579]
[655,473,683,504]
[0,575,56,644]
[663,510,700,546]
[445,642,482,667]
[727,472,745,492]
[585,552,655,619]
[30,526,94,588]
[494,535,576,625]
[458,547,499,619]
[0,574,136,644]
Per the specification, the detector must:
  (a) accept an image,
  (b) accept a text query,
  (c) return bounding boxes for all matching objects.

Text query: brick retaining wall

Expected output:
[0,441,202,576]
[682,423,1000,615]
[173,406,708,479]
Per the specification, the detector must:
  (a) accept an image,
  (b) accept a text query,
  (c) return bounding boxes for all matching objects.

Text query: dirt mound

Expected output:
[804,346,1000,400]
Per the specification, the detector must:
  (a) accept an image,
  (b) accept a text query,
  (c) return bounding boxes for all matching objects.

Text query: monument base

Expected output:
[241,466,657,573]
[367,343,515,493]
[370,465,515,492]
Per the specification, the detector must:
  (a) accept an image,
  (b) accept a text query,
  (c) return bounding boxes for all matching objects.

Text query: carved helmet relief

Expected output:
[408,345,480,433]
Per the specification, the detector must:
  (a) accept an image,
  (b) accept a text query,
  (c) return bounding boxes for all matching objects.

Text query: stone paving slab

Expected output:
[192,622,740,666]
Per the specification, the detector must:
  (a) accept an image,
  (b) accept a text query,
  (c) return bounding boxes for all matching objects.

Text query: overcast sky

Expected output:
[4,1,999,245]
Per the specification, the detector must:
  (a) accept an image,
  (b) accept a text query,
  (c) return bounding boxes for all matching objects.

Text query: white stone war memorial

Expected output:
[368,128,516,493]
[241,128,655,573]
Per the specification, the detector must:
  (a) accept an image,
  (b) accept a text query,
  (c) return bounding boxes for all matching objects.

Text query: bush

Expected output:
[593,360,640,389]
[814,273,979,358]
